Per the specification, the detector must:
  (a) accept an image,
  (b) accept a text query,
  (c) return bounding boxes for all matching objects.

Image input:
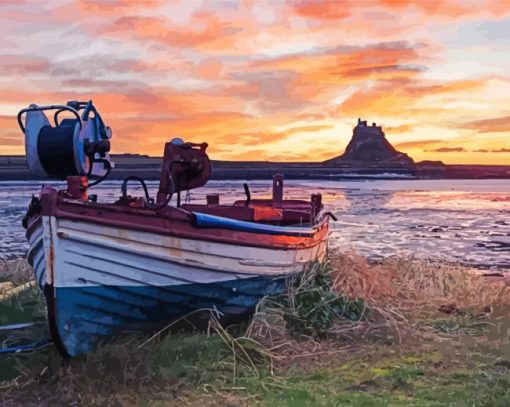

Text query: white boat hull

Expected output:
[27,216,327,356]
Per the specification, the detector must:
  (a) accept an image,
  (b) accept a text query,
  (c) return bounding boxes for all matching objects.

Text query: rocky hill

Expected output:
[324,119,415,169]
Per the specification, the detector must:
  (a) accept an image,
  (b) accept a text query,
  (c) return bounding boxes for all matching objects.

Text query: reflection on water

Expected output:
[329,188,509,270]
[342,189,395,210]
[0,179,509,270]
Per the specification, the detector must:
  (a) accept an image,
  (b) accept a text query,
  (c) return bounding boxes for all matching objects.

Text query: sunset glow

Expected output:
[1,0,509,164]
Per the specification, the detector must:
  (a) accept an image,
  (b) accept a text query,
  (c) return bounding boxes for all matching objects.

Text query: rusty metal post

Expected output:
[311,193,322,224]
[206,194,220,205]
[273,174,284,204]
[65,176,88,200]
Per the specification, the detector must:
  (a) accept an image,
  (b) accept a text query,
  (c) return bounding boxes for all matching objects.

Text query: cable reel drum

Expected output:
[17,100,113,179]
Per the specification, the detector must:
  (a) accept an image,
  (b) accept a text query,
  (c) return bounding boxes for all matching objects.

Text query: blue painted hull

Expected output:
[50,275,288,356]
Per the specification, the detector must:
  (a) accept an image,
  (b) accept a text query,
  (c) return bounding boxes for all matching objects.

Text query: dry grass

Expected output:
[0,281,36,301]
[245,251,510,367]
[0,259,32,286]
[329,251,509,312]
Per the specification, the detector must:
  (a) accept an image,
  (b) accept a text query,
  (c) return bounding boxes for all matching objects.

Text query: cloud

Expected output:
[426,147,467,153]
[77,0,163,14]
[289,0,352,20]
[230,70,311,112]
[0,130,22,146]
[384,124,411,134]
[344,64,427,78]
[491,148,510,153]
[0,0,510,164]
[462,115,510,133]
[0,55,50,75]
[282,124,334,137]
[100,14,242,51]
[219,124,334,146]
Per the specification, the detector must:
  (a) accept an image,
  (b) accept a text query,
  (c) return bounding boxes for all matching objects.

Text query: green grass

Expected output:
[0,285,48,382]
[0,283,45,326]
[1,306,510,406]
[221,342,510,406]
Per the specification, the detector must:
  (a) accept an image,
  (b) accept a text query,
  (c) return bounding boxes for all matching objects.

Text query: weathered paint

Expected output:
[31,186,329,250]
[53,218,327,280]
[27,218,46,288]
[53,276,287,356]
[28,215,328,356]
[42,217,54,285]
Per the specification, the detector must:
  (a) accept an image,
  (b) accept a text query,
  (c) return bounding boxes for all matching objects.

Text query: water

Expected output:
[1,179,509,270]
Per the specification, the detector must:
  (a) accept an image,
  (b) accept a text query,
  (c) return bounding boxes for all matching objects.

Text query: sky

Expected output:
[0,0,509,164]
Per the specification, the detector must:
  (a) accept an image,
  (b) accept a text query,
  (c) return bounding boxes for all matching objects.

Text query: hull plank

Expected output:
[54,276,286,356]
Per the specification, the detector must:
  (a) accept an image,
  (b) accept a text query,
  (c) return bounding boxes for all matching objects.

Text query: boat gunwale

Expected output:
[26,187,329,251]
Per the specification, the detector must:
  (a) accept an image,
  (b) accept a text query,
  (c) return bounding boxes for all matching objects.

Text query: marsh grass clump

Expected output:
[328,251,510,347]
[328,251,509,312]
[246,258,407,356]
[0,259,32,285]
[266,262,365,337]
[247,251,510,360]
[0,282,45,326]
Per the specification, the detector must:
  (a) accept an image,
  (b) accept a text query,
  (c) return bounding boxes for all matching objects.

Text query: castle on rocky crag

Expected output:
[324,118,415,169]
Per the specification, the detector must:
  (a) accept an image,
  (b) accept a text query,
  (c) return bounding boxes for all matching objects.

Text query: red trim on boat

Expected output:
[29,187,329,250]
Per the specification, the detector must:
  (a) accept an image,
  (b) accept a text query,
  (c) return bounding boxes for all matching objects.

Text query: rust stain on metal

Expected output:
[252,206,283,222]
[56,231,68,238]
[116,228,129,241]
[48,244,55,285]
[48,219,55,286]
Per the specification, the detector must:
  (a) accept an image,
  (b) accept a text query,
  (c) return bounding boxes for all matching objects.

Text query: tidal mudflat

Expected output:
[1,179,508,270]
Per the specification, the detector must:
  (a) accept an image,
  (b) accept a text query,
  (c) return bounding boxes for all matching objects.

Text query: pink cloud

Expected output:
[0,0,510,164]
[0,55,50,74]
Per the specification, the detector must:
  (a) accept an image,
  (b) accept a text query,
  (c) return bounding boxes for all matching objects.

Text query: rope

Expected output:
[85,159,112,189]
[120,160,180,211]
[0,322,34,331]
[0,339,53,355]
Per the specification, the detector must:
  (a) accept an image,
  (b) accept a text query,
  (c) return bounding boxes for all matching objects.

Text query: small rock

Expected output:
[438,303,463,315]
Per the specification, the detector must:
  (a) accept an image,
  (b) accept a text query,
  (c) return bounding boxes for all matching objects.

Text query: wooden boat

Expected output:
[18,101,329,357]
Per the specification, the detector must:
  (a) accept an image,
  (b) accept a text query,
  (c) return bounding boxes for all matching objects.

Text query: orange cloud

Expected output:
[462,115,510,133]
[77,0,163,14]
[101,13,242,51]
[290,0,510,21]
[290,0,353,20]
[427,147,467,153]
[1,0,510,164]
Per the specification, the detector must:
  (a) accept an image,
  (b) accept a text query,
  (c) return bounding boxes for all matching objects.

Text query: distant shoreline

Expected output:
[0,155,509,180]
